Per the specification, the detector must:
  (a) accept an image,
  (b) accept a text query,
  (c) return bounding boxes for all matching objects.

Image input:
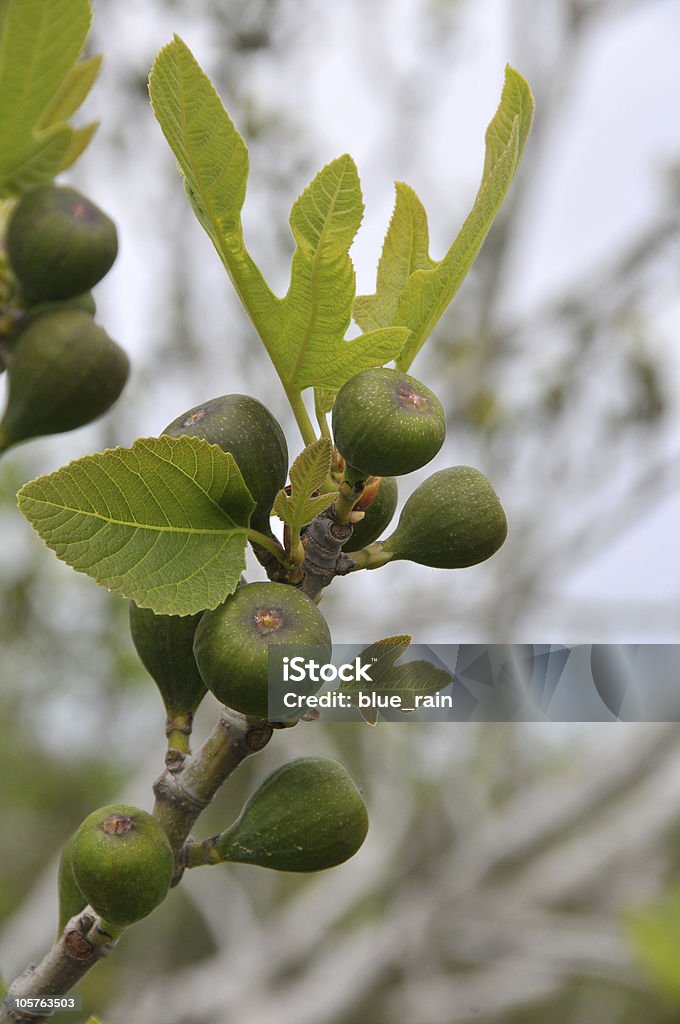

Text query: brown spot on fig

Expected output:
[396,383,429,411]
[102,813,135,836]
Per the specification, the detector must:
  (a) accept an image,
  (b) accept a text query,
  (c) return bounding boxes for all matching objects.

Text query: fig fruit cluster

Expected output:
[331,366,508,569]
[0,184,128,451]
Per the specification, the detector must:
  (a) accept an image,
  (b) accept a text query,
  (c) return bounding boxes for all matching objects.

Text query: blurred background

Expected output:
[2,0,680,1020]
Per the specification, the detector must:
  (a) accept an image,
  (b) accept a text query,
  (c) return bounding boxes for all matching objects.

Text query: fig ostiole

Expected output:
[187,757,369,873]
[6,185,118,301]
[163,394,288,537]
[0,309,129,450]
[378,466,508,569]
[332,367,446,478]
[193,581,332,721]
[69,805,174,931]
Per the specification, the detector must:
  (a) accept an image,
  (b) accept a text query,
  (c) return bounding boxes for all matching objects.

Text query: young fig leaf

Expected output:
[17,436,256,616]
[149,36,279,351]
[272,438,334,537]
[354,182,433,332]
[0,0,99,195]
[354,66,534,371]
[276,155,409,391]
[339,636,454,724]
[216,757,368,872]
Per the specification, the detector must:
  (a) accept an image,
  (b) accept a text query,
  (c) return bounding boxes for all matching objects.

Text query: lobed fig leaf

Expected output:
[0,0,98,195]
[69,804,174,930]
[272,438,335,537]
[343,475,398,551]
[128,603,207,719]
[0,309,129,450]
[6,185,117,301]
[332,367,445,478]
[383,466,508,568]
[217,756,368,872]
[193,581,331,720]
[163,395,288,536]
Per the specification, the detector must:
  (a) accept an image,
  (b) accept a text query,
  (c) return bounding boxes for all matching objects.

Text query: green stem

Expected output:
[152,708,273,866]
[184,834,223,868]
[285,388,317,446]
[334,478,367,524]
[246,528,288,565]
[345,541,394,570]
[213,235,318,447]
[314,390,332,440]
[166,713,193,756]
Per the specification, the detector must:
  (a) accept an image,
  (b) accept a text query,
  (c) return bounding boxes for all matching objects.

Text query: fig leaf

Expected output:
[17,436,255,616]
[354,66,534,370]
[273,438,334,537]
[0,0,100,195]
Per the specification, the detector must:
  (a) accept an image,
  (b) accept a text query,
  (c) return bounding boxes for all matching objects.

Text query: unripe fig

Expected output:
[6,185,118,301]
[193,582,332,720]
[332,367,445,478]
[163,395,288,534]
[128,603,207,719]
[0,309,129,448]
[57,832,87,934]
[343,476,398,550]
[383,466,507,568]
[25,291,97,323]
[217,756,368,872]
[69,805,174,929]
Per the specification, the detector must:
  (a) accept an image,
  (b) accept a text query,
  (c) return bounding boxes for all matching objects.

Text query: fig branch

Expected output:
[152,707,273,869]
[0,912,118,1024]
[0,710,273,1021]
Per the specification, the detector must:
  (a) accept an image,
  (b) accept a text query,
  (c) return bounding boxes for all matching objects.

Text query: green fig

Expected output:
[69,805,174,930]
[343,476,398,550]
[163,395,288,534]
[128,603,207,719]
[24,291,97,323]
[217,756,368,872]
[332,367,445,478]
[6,185,118,301]
[57,832,87,934]
[382,466,508,568]
[193,581,332,720]
[0,309,129,449]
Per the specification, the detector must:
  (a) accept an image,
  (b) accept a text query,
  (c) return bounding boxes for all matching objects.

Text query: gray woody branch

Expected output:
[0,709,273,1023]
